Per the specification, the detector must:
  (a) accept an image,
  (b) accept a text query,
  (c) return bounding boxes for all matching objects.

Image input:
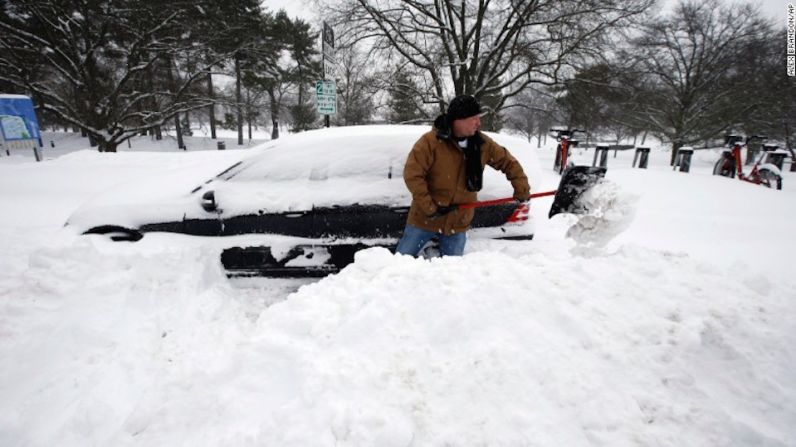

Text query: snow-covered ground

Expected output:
[0,128,794,446]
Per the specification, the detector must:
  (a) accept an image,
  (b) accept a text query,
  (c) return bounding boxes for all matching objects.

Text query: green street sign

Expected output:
[316,80,336,96]
[316,80,337,115]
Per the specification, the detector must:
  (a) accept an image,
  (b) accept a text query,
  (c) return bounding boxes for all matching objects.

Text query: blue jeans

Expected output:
[395,224,466,257]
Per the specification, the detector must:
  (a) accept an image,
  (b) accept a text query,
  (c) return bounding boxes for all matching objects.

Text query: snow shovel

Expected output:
[456,165,607,218]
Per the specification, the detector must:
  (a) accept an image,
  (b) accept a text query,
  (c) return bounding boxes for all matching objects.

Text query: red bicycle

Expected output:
[713,135,783,190]
[551,128,584,174]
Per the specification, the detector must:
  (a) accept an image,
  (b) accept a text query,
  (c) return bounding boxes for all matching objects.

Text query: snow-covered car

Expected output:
[66,125,542,276]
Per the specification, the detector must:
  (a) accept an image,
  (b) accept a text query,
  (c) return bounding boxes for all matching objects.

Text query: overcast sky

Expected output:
[762,0,791,21]
[262,0,317,22]
[260,0,790,28]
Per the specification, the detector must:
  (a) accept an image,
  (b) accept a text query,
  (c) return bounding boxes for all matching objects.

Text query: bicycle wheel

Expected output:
[553,144,562,173]
[712,156,735,178]
[758,167,783,190]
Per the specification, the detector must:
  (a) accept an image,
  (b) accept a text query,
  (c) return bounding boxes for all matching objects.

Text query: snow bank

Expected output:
[1,239,792,446]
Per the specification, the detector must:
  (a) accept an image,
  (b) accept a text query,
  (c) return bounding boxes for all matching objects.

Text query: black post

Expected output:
[592,144,609,168]
[325,114,330,128]
[633,147,650,169]
[765,152,787,171]
[675,147,693,173]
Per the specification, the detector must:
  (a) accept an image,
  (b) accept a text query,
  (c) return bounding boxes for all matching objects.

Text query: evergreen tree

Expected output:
[387,69,426,123]
[284,16,321,132]
[0,0,218,152]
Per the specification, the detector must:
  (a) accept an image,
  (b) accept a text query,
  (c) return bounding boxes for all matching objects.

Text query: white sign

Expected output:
[316,96,337,115]
[323,60,337,80]
[0,115,31,140]
[316,80,337,115]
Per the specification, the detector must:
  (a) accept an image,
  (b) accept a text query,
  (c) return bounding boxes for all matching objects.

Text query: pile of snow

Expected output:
[1,127,794,446]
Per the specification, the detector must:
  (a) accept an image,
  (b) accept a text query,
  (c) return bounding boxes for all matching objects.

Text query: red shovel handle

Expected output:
[457,190,557,209]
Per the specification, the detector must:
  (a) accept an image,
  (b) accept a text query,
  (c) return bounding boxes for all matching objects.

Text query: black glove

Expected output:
[428,204,457,218]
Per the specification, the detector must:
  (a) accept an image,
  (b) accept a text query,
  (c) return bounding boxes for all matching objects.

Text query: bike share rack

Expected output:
[762,144,789,171]
[672,146,694,173]
[632,147,651,169]
[592,144,609,168]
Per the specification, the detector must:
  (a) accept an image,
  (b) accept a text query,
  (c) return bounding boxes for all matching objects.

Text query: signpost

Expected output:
[0,95,42,161]
[319,22,337,127]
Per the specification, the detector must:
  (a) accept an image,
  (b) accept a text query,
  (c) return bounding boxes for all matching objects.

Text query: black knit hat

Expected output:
[446,95,481,122]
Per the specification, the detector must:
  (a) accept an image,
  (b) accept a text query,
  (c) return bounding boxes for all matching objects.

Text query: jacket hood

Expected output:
[433,114,452,140]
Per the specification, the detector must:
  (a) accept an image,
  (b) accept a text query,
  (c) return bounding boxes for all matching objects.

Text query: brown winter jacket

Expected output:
[403,118,531,235]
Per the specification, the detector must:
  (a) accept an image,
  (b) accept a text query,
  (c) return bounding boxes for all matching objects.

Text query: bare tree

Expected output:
[333,46,378,125]
[320,0,653,113]
[506,88,557,146]
[628,0,770,163]
[733,25,795,155]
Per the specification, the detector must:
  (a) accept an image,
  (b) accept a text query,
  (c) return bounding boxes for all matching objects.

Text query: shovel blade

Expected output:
[549,165,607,218]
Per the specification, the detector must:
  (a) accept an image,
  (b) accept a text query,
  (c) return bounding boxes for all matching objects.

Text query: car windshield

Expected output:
[207,126,421,213]
[229,128,413,182]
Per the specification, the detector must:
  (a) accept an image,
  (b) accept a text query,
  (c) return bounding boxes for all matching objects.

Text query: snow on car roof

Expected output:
[210,125,542,214]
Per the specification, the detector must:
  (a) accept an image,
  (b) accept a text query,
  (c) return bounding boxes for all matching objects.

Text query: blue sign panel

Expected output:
[0,95,41,142]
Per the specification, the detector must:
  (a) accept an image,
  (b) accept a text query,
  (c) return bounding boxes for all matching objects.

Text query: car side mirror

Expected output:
[201,190,218,212]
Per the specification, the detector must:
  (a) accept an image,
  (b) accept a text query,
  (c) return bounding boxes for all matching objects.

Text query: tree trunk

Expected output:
[207,72,217,139]
[88,132,98,148]
[175,113,184,149]
[235,53,243,146]
[268,88,280,139]
[246,89,252,141]
[147,53,162,140]
[99,139,118,152]
[166,57,184,150]
[272,117,280,139]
